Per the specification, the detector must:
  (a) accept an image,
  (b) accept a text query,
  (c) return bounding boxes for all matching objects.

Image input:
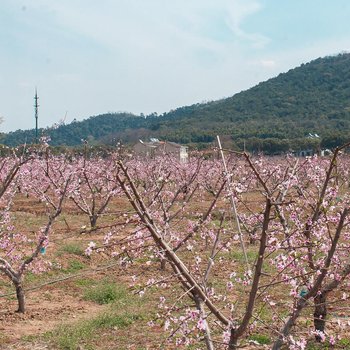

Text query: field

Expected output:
[1,148,350,350]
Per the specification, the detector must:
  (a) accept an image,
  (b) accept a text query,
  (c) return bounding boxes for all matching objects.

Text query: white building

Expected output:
[133,139,188,162]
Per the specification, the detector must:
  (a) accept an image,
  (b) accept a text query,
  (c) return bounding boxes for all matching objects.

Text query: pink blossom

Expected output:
[196,318,206,331]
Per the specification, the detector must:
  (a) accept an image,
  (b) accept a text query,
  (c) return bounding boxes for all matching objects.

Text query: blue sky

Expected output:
[1,0,350,132]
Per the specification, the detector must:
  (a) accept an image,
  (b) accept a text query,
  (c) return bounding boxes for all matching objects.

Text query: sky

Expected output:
[1,0,350,132]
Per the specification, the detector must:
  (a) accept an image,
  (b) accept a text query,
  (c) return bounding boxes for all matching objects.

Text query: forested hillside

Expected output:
[2,53,350,152]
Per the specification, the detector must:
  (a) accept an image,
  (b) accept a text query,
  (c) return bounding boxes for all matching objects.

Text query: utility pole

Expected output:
[34,88,39,143]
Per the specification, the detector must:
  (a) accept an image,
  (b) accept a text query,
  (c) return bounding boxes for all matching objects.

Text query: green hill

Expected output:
[3,53,350,153]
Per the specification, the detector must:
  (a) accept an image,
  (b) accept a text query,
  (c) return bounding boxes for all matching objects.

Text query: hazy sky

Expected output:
[1,0,350,132]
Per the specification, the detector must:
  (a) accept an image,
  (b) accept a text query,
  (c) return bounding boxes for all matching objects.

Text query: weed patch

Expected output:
[339,338,350,348]
[74,277,96,287]
[44,311,142,350]
[63,259,86,273]
[249,333,271,345]
[57,242,85,256]
[83,281,127,305]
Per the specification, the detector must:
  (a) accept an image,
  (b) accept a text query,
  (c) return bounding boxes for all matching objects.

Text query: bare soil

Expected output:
[0,287,103,341]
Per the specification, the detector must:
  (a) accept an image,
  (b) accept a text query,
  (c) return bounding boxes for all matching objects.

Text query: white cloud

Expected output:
[224,0,270,48]
[24,0,268,54]
[260,59,276,68]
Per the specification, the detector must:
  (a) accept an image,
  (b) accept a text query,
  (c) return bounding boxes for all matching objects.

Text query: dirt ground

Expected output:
[0,289,102,340]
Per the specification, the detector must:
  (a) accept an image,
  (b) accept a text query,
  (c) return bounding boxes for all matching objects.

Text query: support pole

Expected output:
[216,135,250,272]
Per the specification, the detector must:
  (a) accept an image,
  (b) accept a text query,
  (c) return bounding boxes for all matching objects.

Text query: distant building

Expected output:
[299,149,314,157]
[297,148,332,157]
[133,139,188,162]
[297,133,321,157]
[320,149,333,157]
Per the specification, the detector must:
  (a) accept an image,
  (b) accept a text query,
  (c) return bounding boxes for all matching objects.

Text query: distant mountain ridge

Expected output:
[2,53,350,152]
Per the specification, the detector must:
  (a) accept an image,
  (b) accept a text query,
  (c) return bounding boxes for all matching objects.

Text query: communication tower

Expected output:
[34,88,39,143]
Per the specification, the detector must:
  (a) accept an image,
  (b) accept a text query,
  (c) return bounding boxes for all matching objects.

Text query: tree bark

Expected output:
[314,292,327,340]
[14,281,25,313]
[228,329,238,350]
[160,257,167,270]
[89,214,98,229]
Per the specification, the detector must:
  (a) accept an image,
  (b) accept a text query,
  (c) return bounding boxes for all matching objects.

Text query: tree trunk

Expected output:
[89,215,98,229]
[14,281,25,313]
[314,292,327,341]
[228,329,238,350]
[160,258,166,270]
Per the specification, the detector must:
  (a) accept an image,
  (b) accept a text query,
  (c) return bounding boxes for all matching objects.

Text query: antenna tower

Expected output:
[34,88,39,143]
